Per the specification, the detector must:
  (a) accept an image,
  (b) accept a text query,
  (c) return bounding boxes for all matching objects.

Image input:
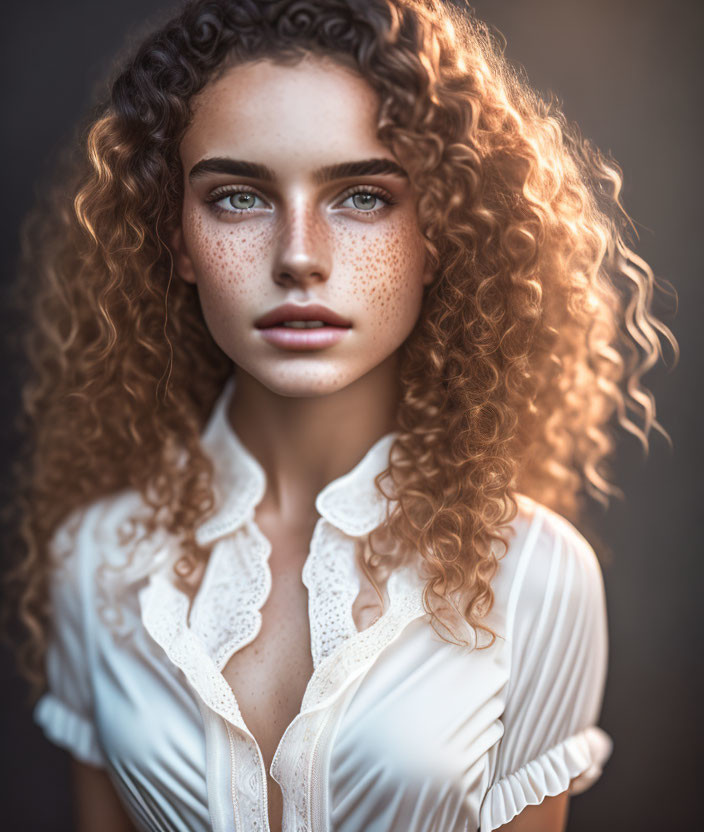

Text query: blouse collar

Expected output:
[195,375,398,545]
[137,374,428,750]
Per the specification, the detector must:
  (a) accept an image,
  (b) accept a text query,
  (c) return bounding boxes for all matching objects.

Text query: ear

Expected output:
[169,224,198,285]
[421,255,435,287]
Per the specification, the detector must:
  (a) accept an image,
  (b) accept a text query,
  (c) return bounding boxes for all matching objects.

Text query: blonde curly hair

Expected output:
[5,0,677,695]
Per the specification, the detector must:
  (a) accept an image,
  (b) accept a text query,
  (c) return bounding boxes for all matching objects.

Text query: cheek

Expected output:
[332,219,426,341]
[182,208,270,302]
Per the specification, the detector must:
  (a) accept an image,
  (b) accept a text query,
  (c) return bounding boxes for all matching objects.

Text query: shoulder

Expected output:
[492,493,606,637]
[53,489,144,546]
[516,493,602,585]
[46,490,171,643]
[48,490,157,599]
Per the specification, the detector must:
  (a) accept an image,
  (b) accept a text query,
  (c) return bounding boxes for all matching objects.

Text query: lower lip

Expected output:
[257,326,351,351]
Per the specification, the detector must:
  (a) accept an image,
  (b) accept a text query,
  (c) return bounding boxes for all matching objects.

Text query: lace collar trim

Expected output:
[195,375,399,545]
[136,374,429,815]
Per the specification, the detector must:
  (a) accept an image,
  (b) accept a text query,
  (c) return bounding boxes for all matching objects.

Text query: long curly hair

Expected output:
[5,0,677,694]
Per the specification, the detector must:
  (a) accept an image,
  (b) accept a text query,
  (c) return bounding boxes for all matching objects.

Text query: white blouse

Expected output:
[34,376,612,832]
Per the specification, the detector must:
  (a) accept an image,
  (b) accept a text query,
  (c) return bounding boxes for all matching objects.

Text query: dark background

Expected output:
[1,0,701,829]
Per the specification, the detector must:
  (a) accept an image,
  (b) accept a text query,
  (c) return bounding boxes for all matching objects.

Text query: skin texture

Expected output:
[171,55,435,519]
[75,56,570,832]
[173,55,432,400]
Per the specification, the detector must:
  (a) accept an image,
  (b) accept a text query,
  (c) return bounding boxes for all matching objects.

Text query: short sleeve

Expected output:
[33,510,106,768]
[480,505,613,831]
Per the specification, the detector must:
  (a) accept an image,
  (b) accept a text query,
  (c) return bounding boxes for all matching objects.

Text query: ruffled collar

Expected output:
[195,374,399,545]
[137,374,427,747]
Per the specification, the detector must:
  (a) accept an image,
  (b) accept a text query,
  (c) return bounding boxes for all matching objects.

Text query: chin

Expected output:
[246,361,366,399]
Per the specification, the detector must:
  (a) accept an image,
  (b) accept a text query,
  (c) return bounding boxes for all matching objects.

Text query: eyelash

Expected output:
[205,184,397,217]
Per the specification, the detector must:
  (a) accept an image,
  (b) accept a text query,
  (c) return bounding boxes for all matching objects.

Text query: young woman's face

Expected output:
[173,55,432,397]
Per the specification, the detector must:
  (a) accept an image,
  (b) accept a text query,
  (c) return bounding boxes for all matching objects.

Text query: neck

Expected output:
[227,354,400,525]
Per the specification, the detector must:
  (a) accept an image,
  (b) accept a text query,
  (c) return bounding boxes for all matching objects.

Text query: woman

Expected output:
[7,0,676,830]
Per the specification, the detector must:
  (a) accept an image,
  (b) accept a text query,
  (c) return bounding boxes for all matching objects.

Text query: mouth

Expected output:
[255,302,351,329]
[254,303,352,351]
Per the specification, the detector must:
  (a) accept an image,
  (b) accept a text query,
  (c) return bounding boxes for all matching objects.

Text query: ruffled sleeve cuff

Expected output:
[33,692,106,768]
[480,726,613,831]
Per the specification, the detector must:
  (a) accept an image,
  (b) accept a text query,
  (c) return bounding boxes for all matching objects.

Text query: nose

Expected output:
[272,197,331,289]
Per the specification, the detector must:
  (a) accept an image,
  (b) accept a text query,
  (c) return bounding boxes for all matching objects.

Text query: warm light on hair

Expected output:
[5,0,677,693]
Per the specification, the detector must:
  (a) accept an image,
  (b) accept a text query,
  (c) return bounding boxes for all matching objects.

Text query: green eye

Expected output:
[208,189,268,214]
[228,192,257,210]
[351,193,379,211]
[220,191,267,212]
[340,188,394,214]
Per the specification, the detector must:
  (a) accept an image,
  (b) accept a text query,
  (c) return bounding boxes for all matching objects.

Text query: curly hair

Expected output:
[5,0,677,694]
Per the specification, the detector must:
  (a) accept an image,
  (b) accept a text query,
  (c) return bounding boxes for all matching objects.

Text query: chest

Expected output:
[198,514,393,832]
[221,543,314,771]
[218,518,388,770]
[219,518,317,832]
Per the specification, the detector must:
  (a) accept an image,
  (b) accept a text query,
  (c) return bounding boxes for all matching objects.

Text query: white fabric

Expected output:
[34,375,612,831]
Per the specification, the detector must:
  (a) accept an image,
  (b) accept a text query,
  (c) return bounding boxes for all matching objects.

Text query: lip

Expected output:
[254,302,352,329]
[254,302,352,352]
[257,326,350,351]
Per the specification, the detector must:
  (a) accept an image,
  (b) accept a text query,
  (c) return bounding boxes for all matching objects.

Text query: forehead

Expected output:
[179,55,388,172]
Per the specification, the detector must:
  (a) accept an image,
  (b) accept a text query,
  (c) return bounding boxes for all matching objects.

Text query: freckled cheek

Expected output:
[334,220,425,334]
[183,212,273,298]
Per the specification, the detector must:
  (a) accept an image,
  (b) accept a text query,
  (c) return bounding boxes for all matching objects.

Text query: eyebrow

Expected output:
[187,156,408,184]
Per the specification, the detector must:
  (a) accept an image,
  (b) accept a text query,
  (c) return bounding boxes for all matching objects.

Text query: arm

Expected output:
[495,791,570,832]
[71,760,139,832]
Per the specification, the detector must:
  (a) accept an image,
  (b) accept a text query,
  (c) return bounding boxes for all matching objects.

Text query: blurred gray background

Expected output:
[1,0,701,828]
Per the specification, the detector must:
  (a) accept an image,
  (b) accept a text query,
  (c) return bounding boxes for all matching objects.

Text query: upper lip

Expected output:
[255,303,352,328]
